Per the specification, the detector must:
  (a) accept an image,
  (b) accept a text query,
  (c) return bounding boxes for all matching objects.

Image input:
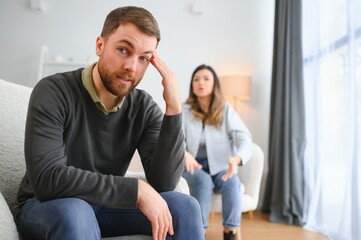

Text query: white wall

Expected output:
[0,0,274,207]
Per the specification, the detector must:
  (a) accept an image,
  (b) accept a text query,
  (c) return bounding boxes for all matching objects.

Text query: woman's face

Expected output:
[192,68,214,99]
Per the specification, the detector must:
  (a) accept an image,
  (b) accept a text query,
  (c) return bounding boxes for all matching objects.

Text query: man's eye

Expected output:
[140,56,149,62]
[118,48,127,54]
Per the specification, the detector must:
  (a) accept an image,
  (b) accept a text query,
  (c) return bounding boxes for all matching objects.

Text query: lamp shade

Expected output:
[220,75,252,100]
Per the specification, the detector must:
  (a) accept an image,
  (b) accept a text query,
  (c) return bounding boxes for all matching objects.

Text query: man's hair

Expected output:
[186,64,225,128]
[101,6,161,44]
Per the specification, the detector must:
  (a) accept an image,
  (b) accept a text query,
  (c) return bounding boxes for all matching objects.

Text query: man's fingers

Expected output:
[152,221,159,240]
[150,51,180,115]
[137,180,172,240]
[163,210,170,239]
[150,209,171,240]
[158,215,165,240]
[151,51,170,78]
[167,209,174,236]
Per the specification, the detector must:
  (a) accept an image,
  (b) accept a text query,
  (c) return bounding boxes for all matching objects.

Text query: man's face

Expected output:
[96,23,157,97]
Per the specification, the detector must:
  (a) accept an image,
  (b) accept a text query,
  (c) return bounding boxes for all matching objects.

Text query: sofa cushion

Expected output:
[0,79,32,215]
[0,191,20,240]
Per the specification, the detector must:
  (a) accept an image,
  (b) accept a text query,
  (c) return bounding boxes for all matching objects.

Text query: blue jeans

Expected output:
[16,191,204,240]
[182,169,241,229]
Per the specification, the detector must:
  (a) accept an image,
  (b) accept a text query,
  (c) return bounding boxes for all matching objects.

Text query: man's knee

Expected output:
[161,192,202,220]
[19,197,100,240]
[50,198,99,230]
[161,192,204,238]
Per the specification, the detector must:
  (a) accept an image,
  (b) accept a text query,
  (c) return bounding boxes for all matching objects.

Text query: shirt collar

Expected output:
[82,63,124,115]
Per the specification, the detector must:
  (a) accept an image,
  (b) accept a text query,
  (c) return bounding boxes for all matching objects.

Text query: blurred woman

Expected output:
[182,64,253,240]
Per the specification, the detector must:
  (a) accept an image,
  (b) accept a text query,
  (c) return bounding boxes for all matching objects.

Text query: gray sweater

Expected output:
[17,68,184,210]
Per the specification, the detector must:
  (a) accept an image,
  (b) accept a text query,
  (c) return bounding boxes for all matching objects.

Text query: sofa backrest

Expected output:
[0,79,32,215]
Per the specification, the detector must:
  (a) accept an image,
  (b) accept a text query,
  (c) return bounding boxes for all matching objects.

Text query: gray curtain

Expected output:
[262,0,306,226]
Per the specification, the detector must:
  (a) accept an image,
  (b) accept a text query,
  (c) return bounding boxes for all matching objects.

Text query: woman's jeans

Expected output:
[16,191,204,240]
[182,168,241,229]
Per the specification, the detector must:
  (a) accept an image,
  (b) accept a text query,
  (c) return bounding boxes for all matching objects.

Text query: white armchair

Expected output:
[210,143,264,220]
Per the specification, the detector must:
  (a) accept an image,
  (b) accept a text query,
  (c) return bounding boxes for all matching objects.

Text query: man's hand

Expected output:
[221,156,241,181]
[150,51,181,115]
[184,151,202,174]
[137,179,173,240]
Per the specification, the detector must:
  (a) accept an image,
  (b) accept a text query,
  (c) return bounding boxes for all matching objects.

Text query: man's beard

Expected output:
[98,61,140,97]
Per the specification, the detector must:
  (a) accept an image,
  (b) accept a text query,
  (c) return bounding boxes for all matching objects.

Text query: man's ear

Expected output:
[95,36,104,56]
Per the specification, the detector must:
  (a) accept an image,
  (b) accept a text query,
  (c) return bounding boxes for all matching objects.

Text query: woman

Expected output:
[182,64,253,240]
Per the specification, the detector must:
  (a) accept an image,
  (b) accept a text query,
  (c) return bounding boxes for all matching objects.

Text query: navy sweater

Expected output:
[17,68,184,209]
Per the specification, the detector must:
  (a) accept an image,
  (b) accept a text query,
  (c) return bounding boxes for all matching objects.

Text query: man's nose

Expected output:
[124,57,137,72]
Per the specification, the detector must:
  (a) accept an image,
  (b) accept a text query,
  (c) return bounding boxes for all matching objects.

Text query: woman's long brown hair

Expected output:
[185,64,224,128]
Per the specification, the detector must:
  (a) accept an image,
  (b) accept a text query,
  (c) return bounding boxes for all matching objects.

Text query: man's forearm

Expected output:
[145,114,184,191]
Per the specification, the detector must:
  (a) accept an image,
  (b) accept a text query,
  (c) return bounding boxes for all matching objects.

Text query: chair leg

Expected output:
[248,211,254,220]
[209,211,215,220]
[236,226,241,240]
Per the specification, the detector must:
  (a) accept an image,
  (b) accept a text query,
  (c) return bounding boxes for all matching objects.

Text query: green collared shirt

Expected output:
[81,64,124,115]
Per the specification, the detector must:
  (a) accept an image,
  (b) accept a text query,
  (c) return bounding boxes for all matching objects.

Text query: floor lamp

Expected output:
[220,75,252,114]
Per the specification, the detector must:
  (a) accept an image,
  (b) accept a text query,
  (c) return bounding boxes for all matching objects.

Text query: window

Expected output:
[302,0,361,239]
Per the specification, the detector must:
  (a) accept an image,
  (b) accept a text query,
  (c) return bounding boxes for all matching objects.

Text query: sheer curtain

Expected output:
[302,0,361,239]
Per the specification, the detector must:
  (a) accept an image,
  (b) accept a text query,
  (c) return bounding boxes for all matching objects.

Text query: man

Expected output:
[16,6,204,240]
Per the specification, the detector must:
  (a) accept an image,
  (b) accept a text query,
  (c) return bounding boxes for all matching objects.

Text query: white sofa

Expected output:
[0,79,189,240]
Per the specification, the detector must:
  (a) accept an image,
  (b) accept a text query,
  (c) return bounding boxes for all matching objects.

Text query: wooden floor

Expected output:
[206,211,328,240]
